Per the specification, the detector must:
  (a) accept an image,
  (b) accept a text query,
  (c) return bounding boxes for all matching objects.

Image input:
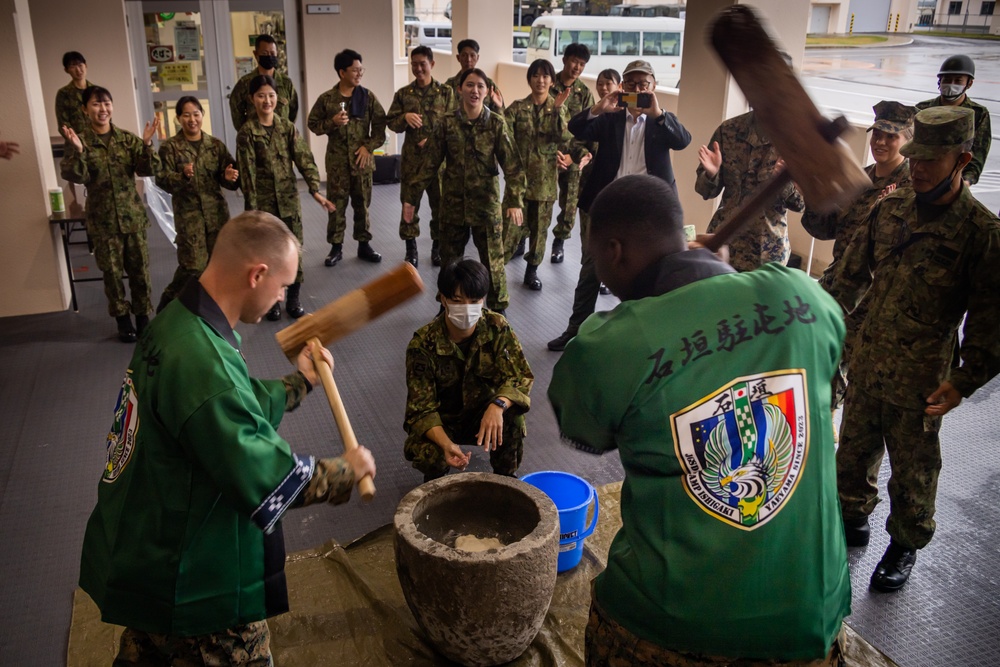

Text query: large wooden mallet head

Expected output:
[276,262,424,359]
[703,6,871,250]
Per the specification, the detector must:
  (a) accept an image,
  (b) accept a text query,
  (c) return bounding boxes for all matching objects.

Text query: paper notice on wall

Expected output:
[174,23,200,61]
[160,62,194,85]
[235,56,256,79]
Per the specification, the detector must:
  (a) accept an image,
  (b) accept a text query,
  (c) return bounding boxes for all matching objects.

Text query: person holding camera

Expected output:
[547,59,691,352]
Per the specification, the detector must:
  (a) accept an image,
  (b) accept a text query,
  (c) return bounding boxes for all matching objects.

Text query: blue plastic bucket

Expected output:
[522,471,599,572]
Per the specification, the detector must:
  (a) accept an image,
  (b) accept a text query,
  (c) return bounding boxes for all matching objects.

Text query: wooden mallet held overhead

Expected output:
[703,5,872,252]
[276,263,424,501]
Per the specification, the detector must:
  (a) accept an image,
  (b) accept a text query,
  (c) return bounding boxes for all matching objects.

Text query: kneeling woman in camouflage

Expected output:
[237,75,334,321]
[61,86,161,342]
[155,96,240,313]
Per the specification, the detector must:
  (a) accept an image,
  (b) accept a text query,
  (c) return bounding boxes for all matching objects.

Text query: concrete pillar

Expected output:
[298,0,407,178]
[447,0,511,82]
[0,0,70,315]
[675,0,810,239]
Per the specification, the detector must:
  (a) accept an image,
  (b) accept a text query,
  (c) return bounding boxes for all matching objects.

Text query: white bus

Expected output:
[527,16,684,87]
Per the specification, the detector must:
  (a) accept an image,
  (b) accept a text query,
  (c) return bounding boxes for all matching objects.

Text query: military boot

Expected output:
[404,239,418,268]
[358,241,382,263]
[135,314,150,337]
[511,237,526,260]
[431,240,441,267]
[550,238,565,263]
[286,283,304,319]
[523,264,542,291]
[115,315,136,343]
[325,243,343,267]
[266,302,282,321]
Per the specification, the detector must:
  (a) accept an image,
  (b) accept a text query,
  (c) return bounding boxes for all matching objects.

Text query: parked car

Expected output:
[513,32,529,62]
[404,21,453,51]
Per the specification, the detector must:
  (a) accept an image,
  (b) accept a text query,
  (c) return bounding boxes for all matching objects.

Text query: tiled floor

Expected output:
[1,182,996,665]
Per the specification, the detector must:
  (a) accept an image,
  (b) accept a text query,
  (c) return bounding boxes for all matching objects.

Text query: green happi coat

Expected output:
[550,260,851,660]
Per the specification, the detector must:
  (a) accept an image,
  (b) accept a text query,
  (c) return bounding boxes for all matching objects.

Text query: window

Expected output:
[437,27,452,38]
[600,30,639,56]
[982,1,995,14]
[529,25,550,51]
[948,1,963,14]
[641,32,680,57]
[557,29,598,55]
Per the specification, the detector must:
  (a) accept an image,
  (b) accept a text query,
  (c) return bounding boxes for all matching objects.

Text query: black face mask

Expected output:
[258,55,278,70]
[915,158,962,204]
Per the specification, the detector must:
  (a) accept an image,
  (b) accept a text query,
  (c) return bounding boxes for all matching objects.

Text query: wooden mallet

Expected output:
[276,263,424,500]
[703,6,871,252]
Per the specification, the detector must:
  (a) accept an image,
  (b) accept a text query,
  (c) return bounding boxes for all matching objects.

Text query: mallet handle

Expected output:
[309,337,375,501]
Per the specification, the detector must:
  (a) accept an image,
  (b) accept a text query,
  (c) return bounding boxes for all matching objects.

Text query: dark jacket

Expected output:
[568,107,691,212]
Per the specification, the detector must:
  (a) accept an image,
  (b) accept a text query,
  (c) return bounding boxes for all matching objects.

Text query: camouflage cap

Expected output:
[899,107,974,160]
[867,100,916,134]
[622,59,656,78]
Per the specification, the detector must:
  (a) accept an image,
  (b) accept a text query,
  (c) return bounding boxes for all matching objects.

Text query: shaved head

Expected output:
[211,211,300,271]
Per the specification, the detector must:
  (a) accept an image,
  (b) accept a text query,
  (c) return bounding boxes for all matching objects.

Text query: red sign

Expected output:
[148,45,175,64]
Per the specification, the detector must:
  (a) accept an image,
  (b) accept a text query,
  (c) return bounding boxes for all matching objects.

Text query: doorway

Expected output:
[125,0,302,149]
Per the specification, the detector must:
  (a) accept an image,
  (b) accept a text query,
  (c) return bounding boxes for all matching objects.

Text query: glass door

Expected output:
[126,0,301,149]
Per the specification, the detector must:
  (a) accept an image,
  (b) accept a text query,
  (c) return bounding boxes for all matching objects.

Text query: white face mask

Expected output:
[940,82,966,100]
[446,302,483,330]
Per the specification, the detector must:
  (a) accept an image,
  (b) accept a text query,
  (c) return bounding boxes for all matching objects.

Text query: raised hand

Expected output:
[63,126,83,153]
[224,164,239,183]
[553,86,572,108]
[142,116,160,146]
[697,141,723,178]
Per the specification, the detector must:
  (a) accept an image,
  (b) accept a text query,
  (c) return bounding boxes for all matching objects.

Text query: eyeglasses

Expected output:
[347,67,365,75]
[623,79,653,91]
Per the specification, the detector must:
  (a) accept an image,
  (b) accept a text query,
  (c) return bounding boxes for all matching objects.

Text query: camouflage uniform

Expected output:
[827,110,1000,550]
[386,78,456,241]
[156,131,239,305]
[445,73,505,115]
[61,125,161,318]
[114,620,271,666]
[802,160,911,403]
[404,311,532,478]
[503,95,568,265]
[409,107,525,311]
[229,69,298,132]
[236,116,322,284]
[695,111,805,272]
[307,86,387,245]
[915,95,991,185]
[54,79,92,137]
[550,77,594,241]
[585,599,846,667]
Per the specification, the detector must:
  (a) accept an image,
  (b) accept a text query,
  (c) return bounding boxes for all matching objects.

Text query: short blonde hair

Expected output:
[213,211,300,269]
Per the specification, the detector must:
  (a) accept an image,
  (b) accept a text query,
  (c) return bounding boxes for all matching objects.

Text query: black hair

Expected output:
[527,59,556,81]
[63,51,86,68]
[248,75,277,97]
[457,39,480,54]
[438,259,489,301]
[589,174,685,249]
[254,34,277,50]
[458,67,489,88]
[563,43,591,63]
[410,45,434,62]
[334,49,363,74]
[175,96,203,116]
[597,68,621,83]
[81,85,112,106]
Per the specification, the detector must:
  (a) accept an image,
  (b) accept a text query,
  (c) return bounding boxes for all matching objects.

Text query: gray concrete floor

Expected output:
[1,182,997,666]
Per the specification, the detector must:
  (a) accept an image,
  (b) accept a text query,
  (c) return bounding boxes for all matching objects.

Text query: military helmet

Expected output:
[900,107,974,160]
[937,55,975,79]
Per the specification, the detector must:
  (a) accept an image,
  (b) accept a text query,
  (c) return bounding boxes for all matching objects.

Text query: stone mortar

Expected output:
[394,472,559,666]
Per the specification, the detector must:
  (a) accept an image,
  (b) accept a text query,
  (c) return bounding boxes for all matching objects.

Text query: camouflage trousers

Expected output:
[585,598,845,667]
[161,216,223,306]
[439,221,509,311]
[113,620,272,666]
[92,229,152,319]
[836,383,942,550]
[503,199,554,266]
[398,172,441,242]
[256,203,305,284]
[404,415,525,478]
[553,164,581,240]
[325,165,373,245]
